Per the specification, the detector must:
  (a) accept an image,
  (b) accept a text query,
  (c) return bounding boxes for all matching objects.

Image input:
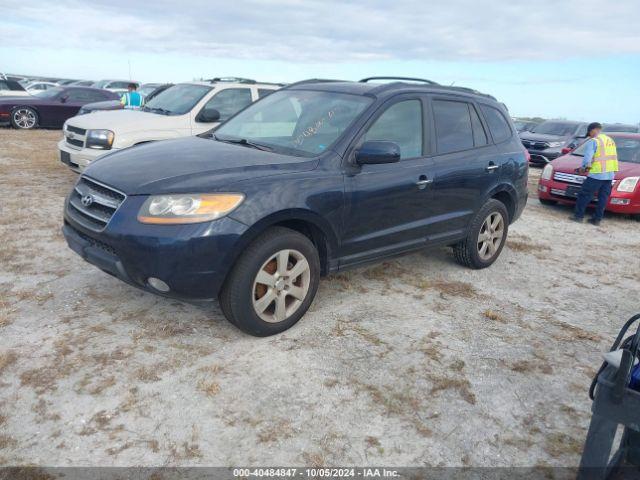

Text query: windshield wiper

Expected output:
[213,135,273,152]
[143,106,172,115]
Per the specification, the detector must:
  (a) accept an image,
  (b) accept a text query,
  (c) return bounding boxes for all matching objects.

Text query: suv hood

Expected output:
[520,132,570,142]
[84,137,319,195]
[66,109,168,132]
[552,154,640,179]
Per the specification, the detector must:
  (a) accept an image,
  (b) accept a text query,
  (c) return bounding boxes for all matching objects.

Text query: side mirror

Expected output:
[355,141,401,165]
[60,95,68,103]
[198,108,221,123]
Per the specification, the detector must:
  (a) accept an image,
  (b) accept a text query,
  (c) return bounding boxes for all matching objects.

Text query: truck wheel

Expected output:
[219,227,320,336]
[539,198,557,206]
[453,199,509,269]
[10,107,39,130]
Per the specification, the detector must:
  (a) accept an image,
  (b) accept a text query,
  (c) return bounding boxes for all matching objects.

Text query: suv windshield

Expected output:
[33,87,63,99]
[531,121,578,136]
[214,90,372,156]
[572,136,640,164]
[143,84,212,115]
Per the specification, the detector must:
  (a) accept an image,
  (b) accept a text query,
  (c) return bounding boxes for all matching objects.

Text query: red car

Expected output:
[538,132,640,215]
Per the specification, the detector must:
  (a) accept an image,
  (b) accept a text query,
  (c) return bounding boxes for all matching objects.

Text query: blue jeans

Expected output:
[574,177,612,220]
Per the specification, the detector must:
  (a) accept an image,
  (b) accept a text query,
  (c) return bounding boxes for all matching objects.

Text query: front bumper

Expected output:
[526,148,562,165]
[63,194,250,301]
[58,139,116,173]
[538,177,640,214]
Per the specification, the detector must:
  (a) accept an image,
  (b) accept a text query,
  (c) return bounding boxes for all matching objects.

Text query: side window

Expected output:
[469,104,488,146]
[0,81,8,91]
[433,100,474,154]
[258,89,275,98]
[66,90,93,102]
[363,100,423,159]
[202,88,252,121]
[480,105,512,143]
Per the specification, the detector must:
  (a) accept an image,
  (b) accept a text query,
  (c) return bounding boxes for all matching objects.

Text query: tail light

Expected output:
[561,147,573,155]
[524,148,531,162]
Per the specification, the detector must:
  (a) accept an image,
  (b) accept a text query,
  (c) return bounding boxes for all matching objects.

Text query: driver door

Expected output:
[340,96,435,267]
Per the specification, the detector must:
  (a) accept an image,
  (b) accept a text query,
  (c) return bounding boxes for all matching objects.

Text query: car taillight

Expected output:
[524,148,531,162]
[561,147,573,155]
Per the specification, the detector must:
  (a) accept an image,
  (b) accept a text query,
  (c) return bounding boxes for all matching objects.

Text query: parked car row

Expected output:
[59,78,281,171]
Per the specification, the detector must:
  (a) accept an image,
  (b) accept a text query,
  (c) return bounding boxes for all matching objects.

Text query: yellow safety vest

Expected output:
[589,134,619,174]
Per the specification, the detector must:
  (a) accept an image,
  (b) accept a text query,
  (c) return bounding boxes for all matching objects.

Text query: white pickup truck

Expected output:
[59,79,281,172]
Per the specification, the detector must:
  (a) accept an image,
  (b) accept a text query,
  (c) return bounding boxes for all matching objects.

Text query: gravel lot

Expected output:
[1,129,639,467]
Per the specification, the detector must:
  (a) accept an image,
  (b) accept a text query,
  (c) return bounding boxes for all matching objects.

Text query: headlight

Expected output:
[617,176,640,193]
[548,141,564,148]
[137,193,244,224]
[541,164,553,180]
[86,129,114,150]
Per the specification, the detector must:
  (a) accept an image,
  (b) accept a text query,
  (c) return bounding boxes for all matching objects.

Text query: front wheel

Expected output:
[219,227,320,336]
[10,107,39,130]
[453,199,509,269]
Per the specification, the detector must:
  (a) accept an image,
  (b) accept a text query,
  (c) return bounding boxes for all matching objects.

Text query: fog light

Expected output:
[148,277,170,292]
[538,185,548,193]
[610,198,630,205]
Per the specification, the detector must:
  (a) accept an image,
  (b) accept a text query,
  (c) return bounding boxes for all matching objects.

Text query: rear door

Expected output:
[426,96,499,239]
[341,95,435,266]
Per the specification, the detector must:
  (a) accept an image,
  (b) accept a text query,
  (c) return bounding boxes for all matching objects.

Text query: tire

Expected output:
[539,198,557,206]
[10,107,39,130]
[219,227,320,336]
[453,199,509,269]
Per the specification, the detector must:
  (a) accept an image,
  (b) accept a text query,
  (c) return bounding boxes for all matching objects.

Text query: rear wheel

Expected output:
[453,199,509,269]
[219,227,320,336]
[10,107,38,130]
[539,198,557,206]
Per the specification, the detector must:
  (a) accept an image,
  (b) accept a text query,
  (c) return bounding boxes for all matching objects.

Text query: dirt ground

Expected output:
[1,129,639,468]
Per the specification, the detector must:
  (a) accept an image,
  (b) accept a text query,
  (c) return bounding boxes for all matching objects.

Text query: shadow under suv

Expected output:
[62,77,528,336]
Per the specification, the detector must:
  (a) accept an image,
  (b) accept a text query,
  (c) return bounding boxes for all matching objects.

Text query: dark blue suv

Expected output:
[63,77,528,336]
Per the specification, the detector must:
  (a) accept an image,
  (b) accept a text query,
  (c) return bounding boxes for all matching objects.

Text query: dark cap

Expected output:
[587,122,602,134]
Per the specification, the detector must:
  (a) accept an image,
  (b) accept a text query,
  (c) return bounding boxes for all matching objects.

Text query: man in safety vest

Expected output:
[569,122,619,226]
[120,83,144,110]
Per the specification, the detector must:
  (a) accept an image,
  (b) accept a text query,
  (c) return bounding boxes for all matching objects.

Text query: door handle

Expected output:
[486,164,500,172]
[416,175,433,189]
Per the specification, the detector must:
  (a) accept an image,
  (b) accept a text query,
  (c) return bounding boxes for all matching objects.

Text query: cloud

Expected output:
[1,0,639,62]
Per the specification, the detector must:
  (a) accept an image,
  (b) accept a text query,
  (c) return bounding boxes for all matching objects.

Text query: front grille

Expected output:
[67,125,86,136]
[522,140,550,150]
[65,124,87,149]
[66,137,84,147]
[67,176,126,232]
[553,172,586,185]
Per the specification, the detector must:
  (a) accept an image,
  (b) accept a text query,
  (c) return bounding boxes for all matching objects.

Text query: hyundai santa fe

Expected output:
[62,77,528,336]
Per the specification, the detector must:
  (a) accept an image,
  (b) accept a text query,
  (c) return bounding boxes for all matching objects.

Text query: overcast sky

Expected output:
[1,0,639,122]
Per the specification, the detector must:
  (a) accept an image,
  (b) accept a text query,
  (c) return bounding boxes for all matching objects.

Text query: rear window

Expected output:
[433,100,474,154]
[480,105,512,143]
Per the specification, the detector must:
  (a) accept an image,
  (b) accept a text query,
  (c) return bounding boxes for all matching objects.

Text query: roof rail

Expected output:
[207,77,256,84]
[431,85,496,101]
[281,78,346,89]
[360,76,439,85]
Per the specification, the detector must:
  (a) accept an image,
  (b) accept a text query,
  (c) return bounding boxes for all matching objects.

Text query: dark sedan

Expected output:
[0,86,119,129]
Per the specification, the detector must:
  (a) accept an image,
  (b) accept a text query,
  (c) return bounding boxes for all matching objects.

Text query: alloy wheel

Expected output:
[252,249,311,323]
[13,109,36,129]
[477,212,505,261]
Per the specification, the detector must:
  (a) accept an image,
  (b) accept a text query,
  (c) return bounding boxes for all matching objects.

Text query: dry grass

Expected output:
[543,432,583,458]
[0,350,18,375]
[257,419,295,443]
[197,379,221,397]
[482,309,506,323]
